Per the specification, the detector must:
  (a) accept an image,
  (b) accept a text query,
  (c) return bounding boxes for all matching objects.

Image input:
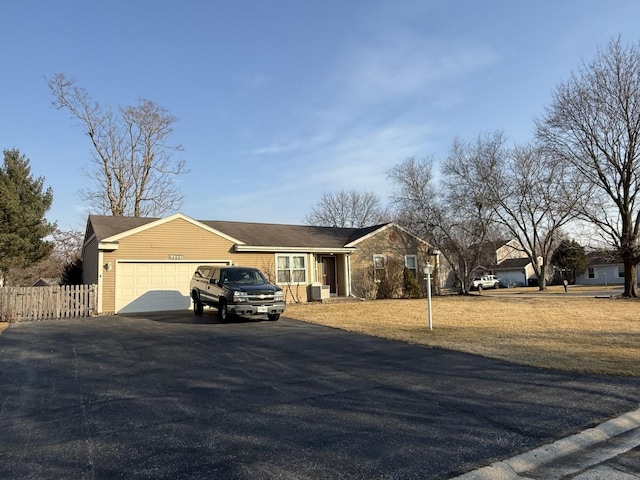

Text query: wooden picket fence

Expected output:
[0,284,97,322]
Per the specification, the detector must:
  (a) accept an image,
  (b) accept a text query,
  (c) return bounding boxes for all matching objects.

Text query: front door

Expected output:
[321,256,337,294]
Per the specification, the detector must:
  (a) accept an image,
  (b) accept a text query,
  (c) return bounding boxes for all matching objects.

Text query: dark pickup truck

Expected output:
[190,265,286,322]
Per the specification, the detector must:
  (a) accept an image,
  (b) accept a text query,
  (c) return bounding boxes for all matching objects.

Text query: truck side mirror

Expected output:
[209,278,217,285]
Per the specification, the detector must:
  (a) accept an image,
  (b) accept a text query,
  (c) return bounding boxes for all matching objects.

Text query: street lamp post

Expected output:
[423,262,433,331]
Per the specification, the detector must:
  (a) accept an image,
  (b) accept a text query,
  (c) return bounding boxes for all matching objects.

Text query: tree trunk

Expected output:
[538,264,547,291]
[623,258,639,297]
[534,261,547,291]
[458,257,469,294]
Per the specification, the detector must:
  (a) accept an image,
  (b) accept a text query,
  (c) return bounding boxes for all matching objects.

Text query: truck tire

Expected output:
[193,298,203,315]
[268,313,280,321]
[218,301,229,323]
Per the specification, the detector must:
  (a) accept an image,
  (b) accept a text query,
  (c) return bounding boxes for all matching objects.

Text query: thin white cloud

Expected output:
[276,121,437,198]
[335,32,499,104]
[246,132,335,155]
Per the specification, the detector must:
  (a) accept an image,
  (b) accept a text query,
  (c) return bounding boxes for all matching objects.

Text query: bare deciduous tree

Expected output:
[439,133,508,290]
[388,155,499,293]
[387,156,436,239]
[536,38,640,297]
[48,73,186,217]
[303,189,388,228]
[391,133,580,293]
[50,227,84,266]
[442,132,584,290]
[486,143,584,289]
[22,227,85,285]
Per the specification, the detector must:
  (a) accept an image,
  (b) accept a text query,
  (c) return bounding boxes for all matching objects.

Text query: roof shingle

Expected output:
[87,214,390,249]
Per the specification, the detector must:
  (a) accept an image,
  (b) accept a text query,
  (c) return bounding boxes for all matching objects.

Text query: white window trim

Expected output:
[373,254,387,269]
[275,253,308,284]
[373,254,387,282]
[404,255,418,275]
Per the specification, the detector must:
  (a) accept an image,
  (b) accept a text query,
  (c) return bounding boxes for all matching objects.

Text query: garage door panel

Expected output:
[116,262,206,314]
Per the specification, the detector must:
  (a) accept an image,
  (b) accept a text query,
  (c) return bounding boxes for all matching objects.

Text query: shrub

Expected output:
[376,259,404,299]
[403,268,423,298]
[351,267,378,300]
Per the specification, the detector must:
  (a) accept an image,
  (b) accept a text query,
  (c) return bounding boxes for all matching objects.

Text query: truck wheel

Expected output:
[268,313,280,321]
[193,298,203,316]
[218,301,229,322]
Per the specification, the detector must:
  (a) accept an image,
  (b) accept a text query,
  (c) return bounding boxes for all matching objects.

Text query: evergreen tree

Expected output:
[551,239,588,282]
[0,149,55,285]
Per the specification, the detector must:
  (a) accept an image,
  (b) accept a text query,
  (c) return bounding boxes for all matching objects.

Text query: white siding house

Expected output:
[575,251,639,285]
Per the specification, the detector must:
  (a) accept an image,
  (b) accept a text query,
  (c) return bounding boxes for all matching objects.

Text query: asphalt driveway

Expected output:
[1,312,639,479]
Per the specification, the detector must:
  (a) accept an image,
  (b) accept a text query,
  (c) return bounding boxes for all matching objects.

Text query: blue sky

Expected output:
[2,1,639,231]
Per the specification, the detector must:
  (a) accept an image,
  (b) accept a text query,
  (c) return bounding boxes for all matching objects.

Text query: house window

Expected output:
[587,268,595,279]
[404,255,418,278]
[618,266,625,278]
[276,254,307,283]
[373,254,387,281]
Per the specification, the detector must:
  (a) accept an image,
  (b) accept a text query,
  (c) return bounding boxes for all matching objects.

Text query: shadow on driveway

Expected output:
[127,309,273,325]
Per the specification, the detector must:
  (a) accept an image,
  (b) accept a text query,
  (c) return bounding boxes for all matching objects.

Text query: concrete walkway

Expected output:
[453,408,640,479]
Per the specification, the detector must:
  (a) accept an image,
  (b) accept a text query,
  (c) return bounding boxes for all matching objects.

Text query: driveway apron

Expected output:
[0,314,639,479]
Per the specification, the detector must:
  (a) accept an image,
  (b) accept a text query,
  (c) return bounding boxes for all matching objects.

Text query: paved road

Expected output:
[481,286,625,298]
[0,313,639,479]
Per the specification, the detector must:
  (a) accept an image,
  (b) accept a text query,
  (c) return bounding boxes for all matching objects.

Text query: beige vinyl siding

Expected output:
[112,218,236,260]
[101,254,117,313]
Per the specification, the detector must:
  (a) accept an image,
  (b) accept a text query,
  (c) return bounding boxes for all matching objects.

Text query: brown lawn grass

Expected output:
[286,288,640,377]
[0,323,8,334]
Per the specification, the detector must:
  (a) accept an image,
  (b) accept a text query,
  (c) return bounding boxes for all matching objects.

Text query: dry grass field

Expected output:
[286,286,640,377]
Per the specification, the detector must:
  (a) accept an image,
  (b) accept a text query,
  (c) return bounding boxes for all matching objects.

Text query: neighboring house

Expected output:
[493,258,536,287]
[81,213,434,314]
[575,251,640,285]
[472,239,539,287]
[31,278,60,287]
[496,239,527,264]
[436,238,513,290]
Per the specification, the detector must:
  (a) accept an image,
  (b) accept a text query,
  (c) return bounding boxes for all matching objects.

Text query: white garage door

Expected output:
[116,262,205,314]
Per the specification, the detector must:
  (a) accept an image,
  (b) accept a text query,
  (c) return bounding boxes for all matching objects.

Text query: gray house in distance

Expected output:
[575,251,640,286]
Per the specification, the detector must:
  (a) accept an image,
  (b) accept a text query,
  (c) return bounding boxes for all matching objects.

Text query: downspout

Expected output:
[97,250,104,314]
[312,253,318,283]
[346,254,354,298]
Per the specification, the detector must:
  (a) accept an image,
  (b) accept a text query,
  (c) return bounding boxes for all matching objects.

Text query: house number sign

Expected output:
[169,254,183,260]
